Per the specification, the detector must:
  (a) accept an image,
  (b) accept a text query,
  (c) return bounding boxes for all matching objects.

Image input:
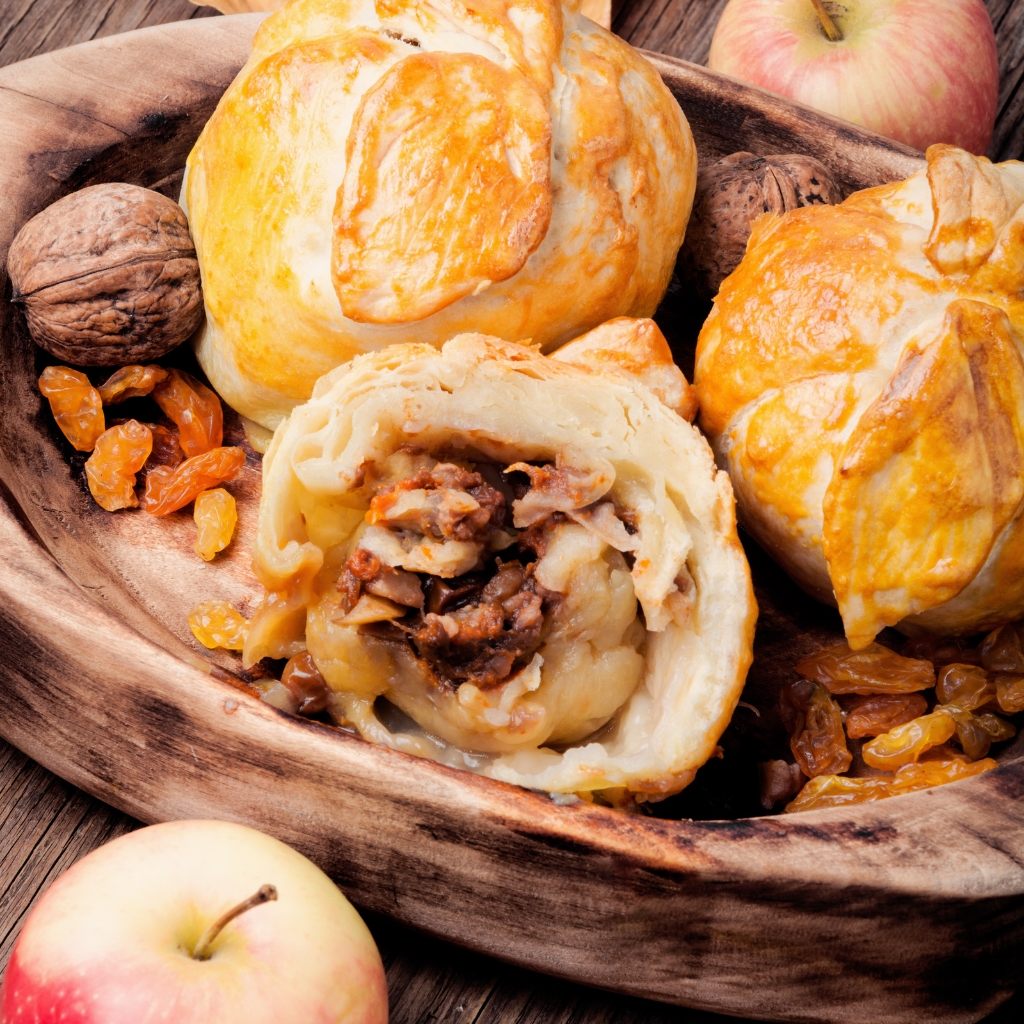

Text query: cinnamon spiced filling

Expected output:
[333,456,639,693]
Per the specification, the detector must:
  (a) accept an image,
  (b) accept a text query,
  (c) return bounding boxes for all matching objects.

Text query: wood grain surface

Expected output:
[1,3,1024,1024]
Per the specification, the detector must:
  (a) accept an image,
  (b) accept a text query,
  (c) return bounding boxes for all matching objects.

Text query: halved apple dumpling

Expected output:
[238,318,756,798]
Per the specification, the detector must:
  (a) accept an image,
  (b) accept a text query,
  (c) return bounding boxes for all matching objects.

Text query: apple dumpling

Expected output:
[242,318,755,797]
[695,144,1024,648]
[183,0,697,429]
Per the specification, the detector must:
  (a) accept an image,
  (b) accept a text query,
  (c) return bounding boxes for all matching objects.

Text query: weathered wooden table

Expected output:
[2,2,1024,1022]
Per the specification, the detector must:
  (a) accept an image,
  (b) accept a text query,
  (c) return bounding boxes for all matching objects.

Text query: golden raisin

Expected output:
[97,364,168,404]
[936,704,992,760]
[785,756,998,812]
[110,420,183,472]
[193,488,237,561]
[38,365,104,451]
[152,368,223,457]
[796,642,935,694]
[975,711,1017,743]
[84,420,153,511]
[189,601,249,651]
[145,424,184,469]
[779,679,852,776]
[280,651,331,715]
[845,693,929,739]
[980,624,1024,674]
[888,756,998,794]
[861,712,956,770]
[996,673,1024,714]
[935,663,996,710]
[784,774,892,812]
[932,643,982,668]
[141,446,245,516]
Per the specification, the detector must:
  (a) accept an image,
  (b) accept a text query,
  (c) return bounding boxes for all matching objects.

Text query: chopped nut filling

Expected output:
[338,455,638,693]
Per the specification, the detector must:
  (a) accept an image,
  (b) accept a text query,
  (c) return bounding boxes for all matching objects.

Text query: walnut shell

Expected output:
[679,152,840,301]
[8,183,204,366]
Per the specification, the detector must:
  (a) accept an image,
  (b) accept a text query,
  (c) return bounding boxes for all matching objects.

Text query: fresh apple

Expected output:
[708,0,999,154]
[0,820,388,1024]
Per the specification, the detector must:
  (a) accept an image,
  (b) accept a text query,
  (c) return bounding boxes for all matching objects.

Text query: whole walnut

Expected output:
[679,152,840,300]
[8,183,204,366]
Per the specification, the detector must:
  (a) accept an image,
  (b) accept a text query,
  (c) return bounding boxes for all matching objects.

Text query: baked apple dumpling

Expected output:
[243,318,755,797]
[695,145,1024,648]
[183,0,697,429]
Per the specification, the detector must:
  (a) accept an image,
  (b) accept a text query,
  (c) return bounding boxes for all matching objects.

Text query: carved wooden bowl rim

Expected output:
[0,16,1020,1023]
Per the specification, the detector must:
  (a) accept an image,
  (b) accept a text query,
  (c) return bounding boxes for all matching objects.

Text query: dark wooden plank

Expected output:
[615,0,728,63]
[989,0,1024,160]
[0,744,137,968]
[0,0,218,67]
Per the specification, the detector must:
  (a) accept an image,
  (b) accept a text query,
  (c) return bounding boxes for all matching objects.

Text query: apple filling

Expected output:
[296,448,650,758]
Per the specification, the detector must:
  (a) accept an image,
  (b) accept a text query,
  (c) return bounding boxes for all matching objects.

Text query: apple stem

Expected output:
[191,884,278,961]
[811,0,843,41]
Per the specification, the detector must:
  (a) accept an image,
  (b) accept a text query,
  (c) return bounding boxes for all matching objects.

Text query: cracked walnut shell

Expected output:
[8,183,203,366]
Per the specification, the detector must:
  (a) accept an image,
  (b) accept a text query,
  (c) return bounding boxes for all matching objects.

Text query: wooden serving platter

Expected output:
[0,14,1022,1023]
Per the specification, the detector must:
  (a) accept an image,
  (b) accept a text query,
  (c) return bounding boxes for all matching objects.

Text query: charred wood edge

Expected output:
[0,16,1021,1022]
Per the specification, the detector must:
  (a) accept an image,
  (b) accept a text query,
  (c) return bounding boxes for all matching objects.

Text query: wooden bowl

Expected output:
[0,15,1021,1023]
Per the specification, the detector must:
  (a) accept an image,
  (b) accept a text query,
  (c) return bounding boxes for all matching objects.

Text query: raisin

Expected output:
[796,642,935,694]
[145,424,184,469]
[932,643,983,668]
[980,624,1024,674]
[141,446,245,516]
[861,712,956,770]
[108,419,183,471]
[38,365,104,452]
[785,756,998,812]
[152,368,223,457]
[936,704,992,760]
[84,420,153,511]
[975,711,1017,743]
[996,674,1024,714]
[97,364,168,404]
[347,548,382,581]
[845,693,929,739]
[899,637,936,662]
[193,488,237,561]
[280,651,331,715]
[888,756,998,794]
[779,679,851,776]
[757,760,805,810]
[785,774,892,812]
[935,663,996,710]
[189,601,249,651]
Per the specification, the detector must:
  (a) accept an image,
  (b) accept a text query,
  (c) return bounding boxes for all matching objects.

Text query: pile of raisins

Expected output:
[39,364,243,560]
[768,631,1021,812]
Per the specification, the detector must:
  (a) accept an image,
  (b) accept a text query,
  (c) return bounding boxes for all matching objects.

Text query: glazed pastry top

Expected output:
[185,0,696,428]
[695,145,1024,648]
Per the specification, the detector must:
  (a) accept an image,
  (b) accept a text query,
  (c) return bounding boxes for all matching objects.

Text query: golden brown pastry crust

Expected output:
[695,145,1024,648]
[184,0,696,428]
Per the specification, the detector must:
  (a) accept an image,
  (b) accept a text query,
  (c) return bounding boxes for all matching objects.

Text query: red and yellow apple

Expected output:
[708,0,999,154]
[0,820,388,1024]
